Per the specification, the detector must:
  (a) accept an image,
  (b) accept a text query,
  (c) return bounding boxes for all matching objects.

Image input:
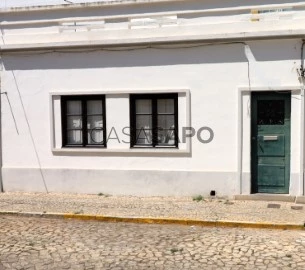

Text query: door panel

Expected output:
[257,135,285,156]
[257,165,285,187]
[251,92,291,194]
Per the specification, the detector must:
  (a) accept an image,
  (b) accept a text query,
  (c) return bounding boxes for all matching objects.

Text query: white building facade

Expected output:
[1,0,305,198]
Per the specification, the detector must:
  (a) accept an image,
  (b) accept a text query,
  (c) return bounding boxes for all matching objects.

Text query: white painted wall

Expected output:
[1,39,303,196]
[0,0,304,196]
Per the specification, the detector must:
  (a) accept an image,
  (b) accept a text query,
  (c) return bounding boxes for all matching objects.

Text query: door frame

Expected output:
[237,86,304,196]
[0,78,3,192]
[250,91,291,194]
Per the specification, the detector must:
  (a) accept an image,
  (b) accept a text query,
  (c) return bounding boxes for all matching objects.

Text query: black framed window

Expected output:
[61,95,106,147]
[130,94,178,148]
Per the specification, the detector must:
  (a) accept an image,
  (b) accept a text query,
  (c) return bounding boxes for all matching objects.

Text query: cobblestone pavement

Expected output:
[0,192,305,225]
[1,216,305,270]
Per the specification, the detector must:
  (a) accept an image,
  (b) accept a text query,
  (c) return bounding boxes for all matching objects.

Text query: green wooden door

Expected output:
[251,92,291,194]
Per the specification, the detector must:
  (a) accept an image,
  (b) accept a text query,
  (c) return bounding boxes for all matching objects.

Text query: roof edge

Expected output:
[1,29,304,53]
[0,0,185,14]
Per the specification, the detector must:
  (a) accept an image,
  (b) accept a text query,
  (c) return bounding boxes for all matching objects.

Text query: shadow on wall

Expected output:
[2,40,300,71]
[1,0,300,22]
[248,40,300,62]
[3,44,248,70]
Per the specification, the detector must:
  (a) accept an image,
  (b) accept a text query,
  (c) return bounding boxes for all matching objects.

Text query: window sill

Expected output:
[62,145,106,148]
[131,146,178,149]
[52,147,189,155]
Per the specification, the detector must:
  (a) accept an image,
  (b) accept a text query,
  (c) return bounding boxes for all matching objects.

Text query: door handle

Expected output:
[263,135,278,141]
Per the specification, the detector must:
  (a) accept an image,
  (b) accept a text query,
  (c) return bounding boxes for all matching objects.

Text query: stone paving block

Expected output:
[1,216,305,269]
[291,206,303,210]
[267,204,281,209]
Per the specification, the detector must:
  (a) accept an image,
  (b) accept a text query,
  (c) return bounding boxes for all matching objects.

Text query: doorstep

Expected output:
[234,194,296,202]
[296,196,305,204]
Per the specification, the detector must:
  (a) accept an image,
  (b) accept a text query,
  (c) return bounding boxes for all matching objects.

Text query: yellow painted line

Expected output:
[0,211,304,230]
[63,213,305,231]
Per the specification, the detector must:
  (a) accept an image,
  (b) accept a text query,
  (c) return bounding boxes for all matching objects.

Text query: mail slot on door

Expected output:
[263,135,278,141]
[258,134,284,156]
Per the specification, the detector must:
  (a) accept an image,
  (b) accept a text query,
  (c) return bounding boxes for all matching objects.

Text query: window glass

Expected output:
[62,96,106,147]
[87,129,103,145]
[67,130,83,144]
[131,94,178,148]
[157,129,175,145]
[67,100,82,115]
[136,115,152,129]
[67,116,82,129]
[157,99,174,114]
[157,115,175,130]
[257,100,285,125]
[136,100,152,114]
[136,129,153,145]
[87,100,103,115]
[87,115,103,129]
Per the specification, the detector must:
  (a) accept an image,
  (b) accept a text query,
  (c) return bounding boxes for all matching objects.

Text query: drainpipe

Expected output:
[299,75,305,196]
[299,41,305,196]
[0,28,4,193]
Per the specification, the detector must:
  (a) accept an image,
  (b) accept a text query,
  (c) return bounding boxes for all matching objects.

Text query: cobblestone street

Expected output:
[1,216,305,269]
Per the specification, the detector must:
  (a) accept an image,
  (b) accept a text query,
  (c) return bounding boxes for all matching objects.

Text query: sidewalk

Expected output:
[0,192,304,229]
